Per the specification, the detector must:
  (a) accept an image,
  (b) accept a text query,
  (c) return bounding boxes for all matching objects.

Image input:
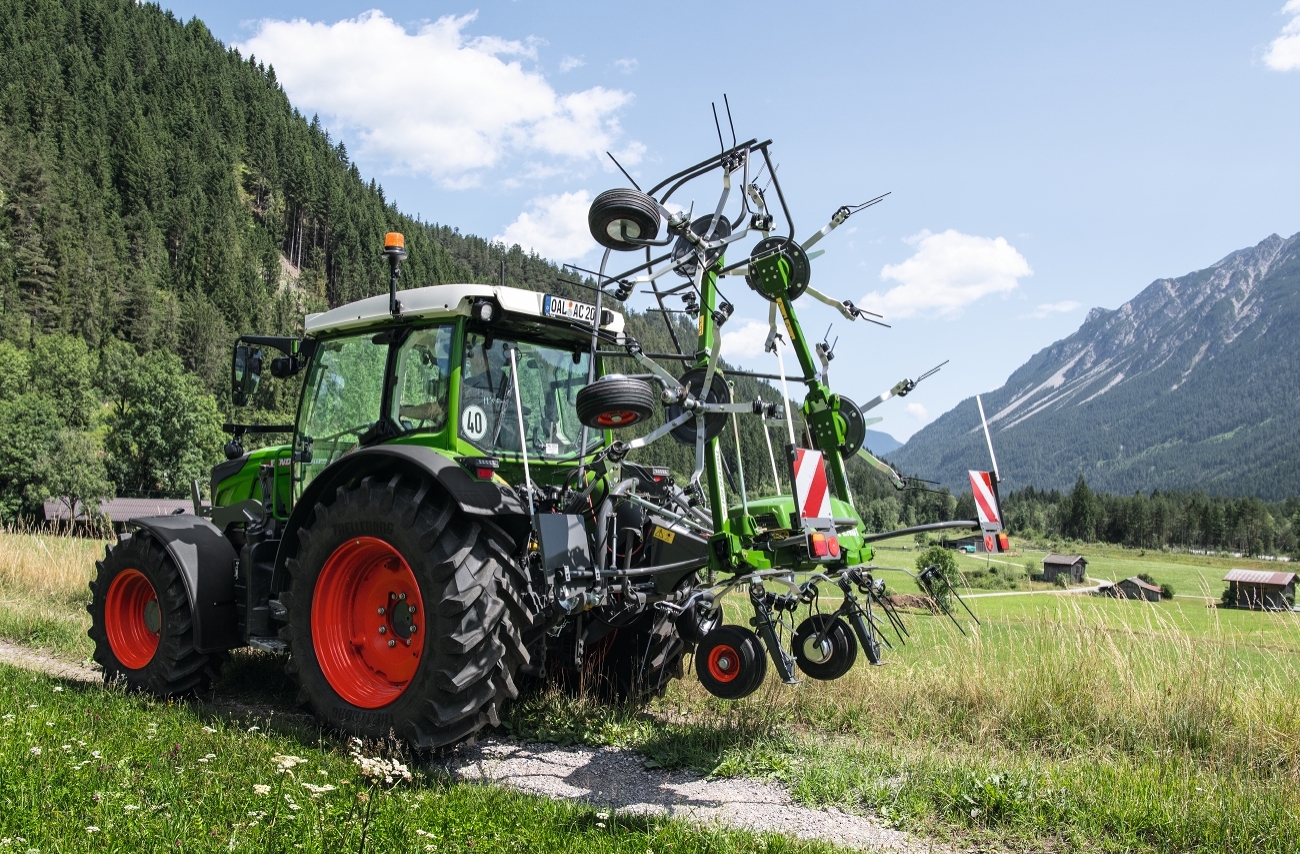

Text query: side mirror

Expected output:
[232,344,262,407]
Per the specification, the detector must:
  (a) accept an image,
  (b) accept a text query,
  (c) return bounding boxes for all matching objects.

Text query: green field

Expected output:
[3,530,1300,852]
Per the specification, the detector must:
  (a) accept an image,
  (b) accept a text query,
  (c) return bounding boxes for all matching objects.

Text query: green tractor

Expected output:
[88,129,993,749]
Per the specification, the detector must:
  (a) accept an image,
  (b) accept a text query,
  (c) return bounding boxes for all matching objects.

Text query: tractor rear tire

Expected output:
[281,474,537,751]
[87,532,225,696]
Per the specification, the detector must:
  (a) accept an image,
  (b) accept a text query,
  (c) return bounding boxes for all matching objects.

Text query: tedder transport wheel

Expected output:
[792,614,858,680]
[88,532,224,695]
[281,474,537,750]
[695,624,767,700]
[576,375,656,430]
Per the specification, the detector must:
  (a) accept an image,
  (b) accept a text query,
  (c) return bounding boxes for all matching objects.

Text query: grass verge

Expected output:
[0,662,841,853]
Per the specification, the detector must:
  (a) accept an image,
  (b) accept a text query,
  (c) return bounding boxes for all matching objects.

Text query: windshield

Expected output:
[458,333,594,459]
[296,332,388,493]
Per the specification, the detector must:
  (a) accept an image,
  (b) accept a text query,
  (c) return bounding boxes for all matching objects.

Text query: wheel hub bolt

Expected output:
[378,626,387,634]
[387,639,396,648]
[398,592,406,600]
[410,625,418,633]
[718,656,732,670]
[377,607,386,615]
[404,639,411,647]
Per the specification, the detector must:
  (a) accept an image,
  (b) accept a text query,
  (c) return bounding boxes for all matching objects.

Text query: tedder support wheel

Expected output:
[588,189,661,251]
[695,624,767,700]
[88,532,225,695]
[281,474,538,750]
[792,614,858,680]
[576,375,656,430]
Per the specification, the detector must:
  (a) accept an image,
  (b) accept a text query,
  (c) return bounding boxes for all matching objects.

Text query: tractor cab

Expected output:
[222,281,625,512]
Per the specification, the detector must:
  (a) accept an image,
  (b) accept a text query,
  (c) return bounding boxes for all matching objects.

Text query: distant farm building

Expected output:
[941,534,983,553]
[1098,576,1162,602]
[1221,569,1297,611]
[43,498,192,532]
[1040,554,1088,584]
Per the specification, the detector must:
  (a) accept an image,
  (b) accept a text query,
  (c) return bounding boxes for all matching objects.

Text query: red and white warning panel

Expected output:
[968,470,1009,553]
[794,449,833,522]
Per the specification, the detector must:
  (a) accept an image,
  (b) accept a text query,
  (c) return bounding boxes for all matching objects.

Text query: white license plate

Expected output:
[543,295,597,324]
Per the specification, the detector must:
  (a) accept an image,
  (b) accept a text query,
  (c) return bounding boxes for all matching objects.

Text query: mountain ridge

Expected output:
[889,231,1300,499]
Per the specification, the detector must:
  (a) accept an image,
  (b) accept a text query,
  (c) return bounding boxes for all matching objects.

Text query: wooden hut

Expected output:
[1098,576,1162,602]
[1222,569,1297,611]
[1041,554,1088,584]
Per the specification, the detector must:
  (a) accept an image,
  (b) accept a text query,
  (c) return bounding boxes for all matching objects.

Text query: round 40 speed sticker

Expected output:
[461,404,488,440]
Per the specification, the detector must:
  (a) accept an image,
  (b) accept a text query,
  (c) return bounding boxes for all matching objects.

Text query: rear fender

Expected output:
[127,515,241,653]
[273,445,531,588]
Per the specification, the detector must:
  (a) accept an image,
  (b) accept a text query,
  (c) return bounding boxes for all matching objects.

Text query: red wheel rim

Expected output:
[595,410,640,427]
[706,644,741,683]
[312,537,426,709]
[105,569,160,670]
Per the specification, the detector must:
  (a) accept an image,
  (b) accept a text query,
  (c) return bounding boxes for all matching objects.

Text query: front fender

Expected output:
[128,515,241,653]
[273,445,531,588]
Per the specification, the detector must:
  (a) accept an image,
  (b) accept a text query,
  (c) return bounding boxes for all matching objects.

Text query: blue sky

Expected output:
[165,1,1300,441]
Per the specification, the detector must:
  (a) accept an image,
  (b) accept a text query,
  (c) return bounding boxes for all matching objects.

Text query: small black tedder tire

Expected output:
[695,624,767,700]
[576,376,656,430]
[675,593,722,644]
[281,474,538,750]
[600,607,687,701]
[589,189,661,251]
[87,532,224,696]
[792,614,858,680]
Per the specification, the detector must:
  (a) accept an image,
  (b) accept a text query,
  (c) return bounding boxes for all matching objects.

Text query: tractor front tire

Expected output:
[88,532,224,696]
[281,474,536,750]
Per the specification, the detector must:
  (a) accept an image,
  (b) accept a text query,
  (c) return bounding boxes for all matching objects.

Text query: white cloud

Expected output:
[905,402,929,420]
[559,55,584,72]
[614,58,638,74]
[239,12,637,185]
[720,319,770,361]
[494,191,594,262]
[1265,0,1300,71]
[862,230,1032,319]
[1022,300,1082,319]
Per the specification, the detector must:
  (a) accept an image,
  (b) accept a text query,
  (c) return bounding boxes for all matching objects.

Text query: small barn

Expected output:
[942,534,983,553]
[1221,569,1297,611]
[1041,554,1088,584]
[43,498,192,532]
[1098,576,1162,602]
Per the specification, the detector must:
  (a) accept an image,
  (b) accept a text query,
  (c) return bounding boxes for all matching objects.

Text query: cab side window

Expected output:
[393,326,453,433]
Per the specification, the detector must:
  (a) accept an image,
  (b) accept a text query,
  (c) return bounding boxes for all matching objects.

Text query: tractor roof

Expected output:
[303,283,625,338]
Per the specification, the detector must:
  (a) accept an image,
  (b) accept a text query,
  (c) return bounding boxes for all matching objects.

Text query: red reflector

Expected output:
[997,532,1009,552]
[476,468,495,480]
[810,532,829,557]
[828,536,840,558]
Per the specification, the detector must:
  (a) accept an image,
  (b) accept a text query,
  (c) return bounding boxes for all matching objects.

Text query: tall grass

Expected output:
[0,528,104,656]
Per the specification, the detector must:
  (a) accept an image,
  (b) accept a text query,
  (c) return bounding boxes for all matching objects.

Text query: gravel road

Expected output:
[0,640,944,852]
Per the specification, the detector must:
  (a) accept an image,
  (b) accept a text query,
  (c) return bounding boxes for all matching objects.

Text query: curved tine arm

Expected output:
[628,348,685,396]
[649,138,761,200]
[703,167,731,242]
[622,411,692,451]
[759,146,795,240]
[765,302,780,352]
[855,447,906,490]
[801,206,853,252]
[805,285,860,320]
[690,414,707,484]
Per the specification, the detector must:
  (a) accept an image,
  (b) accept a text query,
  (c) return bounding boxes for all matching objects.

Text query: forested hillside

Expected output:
[0,0,944,526]
[892,232,1300,500]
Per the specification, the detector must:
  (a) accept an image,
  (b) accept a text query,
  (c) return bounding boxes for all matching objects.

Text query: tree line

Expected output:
[980,476,1300,557]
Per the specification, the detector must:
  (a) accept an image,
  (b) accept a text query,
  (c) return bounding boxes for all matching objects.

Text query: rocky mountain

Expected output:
[889,232,1300,499]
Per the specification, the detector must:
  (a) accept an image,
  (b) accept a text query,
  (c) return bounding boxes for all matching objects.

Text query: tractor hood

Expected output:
[303,284,625,338]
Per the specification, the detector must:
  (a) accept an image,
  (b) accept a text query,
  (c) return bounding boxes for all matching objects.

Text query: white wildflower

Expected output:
[61,745,71,751]
[247,726,260,732]
[596,812,609,820]
[252,784,271,796]
[85,826,100,833]
[273,754,306,774]
[91,750,102,759]
[28,747,40,756]
[52,687,63,693]
[201,726,216,734]
[301,783,337,797]
[124,805,139,812]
